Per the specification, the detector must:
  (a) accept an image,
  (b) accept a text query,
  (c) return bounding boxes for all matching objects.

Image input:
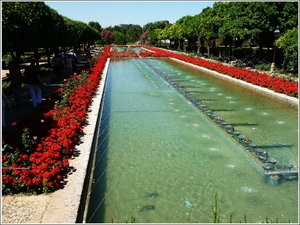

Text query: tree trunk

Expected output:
[200,38,205,54]
[9,51,21,71]
[174,39,179,50]
[258,33,263,60]
[218,47,222,58]
[34,48,40,67]
[45,47,51,66]
[180,40,184,51]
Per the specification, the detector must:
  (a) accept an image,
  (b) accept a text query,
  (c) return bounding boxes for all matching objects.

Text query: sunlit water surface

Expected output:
[86,58,298,223]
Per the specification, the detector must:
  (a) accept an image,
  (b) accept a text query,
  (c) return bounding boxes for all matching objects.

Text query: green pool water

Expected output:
[86,58,298,223]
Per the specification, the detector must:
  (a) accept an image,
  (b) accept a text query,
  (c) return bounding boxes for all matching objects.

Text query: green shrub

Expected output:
[254,63,271,71]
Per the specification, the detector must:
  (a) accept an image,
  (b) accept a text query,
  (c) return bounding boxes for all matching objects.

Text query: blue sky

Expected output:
[44,1,215,28]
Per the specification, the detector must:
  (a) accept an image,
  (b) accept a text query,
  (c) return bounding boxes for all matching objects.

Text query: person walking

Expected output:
[24,58,43,108]
[7,61,22,107]
[2,90,12,129]
[58,51,65,73]
[85,46,91,59]
[51,53,61,78]
[75,48,81,63]
[64,54,73,78]
[69,51,77,74]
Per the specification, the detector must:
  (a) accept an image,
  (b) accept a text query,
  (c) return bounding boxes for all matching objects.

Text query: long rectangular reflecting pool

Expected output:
[85,58,298,223]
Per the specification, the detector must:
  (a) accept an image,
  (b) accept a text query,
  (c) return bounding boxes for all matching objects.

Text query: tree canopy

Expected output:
[276,27,298,71]
[2,1,100,64]
[2,1,298,71]
[139,1,297,70]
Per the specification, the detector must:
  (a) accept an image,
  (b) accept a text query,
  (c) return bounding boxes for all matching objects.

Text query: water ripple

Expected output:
[202,134,211,139]
[227,164,236,168]
[241,186,257,193]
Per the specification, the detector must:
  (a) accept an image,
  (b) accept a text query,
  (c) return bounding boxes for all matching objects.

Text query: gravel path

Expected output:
[2,194,50,223]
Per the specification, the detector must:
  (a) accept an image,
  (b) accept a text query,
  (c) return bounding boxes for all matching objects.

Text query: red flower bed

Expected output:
[2,46,111,194]
[139,51,169,58]
[142,46,298,98]
[109,51,139,58]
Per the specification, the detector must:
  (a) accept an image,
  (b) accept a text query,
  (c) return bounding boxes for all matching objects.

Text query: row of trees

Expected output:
[2,1,143,64]
[140,1,298,71]
[2,2,100,66]
[2,2,297,71]
[100,24,143,45]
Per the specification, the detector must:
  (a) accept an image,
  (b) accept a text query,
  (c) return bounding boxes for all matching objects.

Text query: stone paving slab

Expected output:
[2,194,50,223]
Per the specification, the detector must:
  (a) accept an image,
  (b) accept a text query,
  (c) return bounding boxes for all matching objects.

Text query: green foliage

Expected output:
[210,193,292,223]
[2,128,36,173]
[143,21,168,32]
[57,71,89,108]
[89,21,102,32]
[148,29,162,44]
[276,27,298,71]
[2,144,17,167]
[229,213,233,223]
[89,51,102,68]
[106,192,293,223]
[2,2,100,57]
[2,2,39,53]
[126,24,143,44]
[21,128,37,154]
[2,54,13,67]
[125,216,136,223]
[244,213,247,223]
[254,63,271,71]
[277,2,298,31]
[111,216,135,223]
[212,192,220,223]
[114,31,127,45]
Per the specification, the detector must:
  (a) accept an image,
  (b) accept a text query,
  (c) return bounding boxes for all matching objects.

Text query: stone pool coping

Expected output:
[170,57,298,107]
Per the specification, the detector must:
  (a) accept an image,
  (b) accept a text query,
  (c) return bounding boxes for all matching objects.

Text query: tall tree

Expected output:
[209,2,236,58]
[127,24,143,44]
[140,30,150,44]
[176,15,195,52]
[2,2,39,65]
[63,17,80,48]
[88,21,102,32]
[235,2,279,59]
[148,28,162,46]
[100,29,114,44]
[276,27,298,72]
[165,23,181,50]
[276,2,298,32]
[113,31,127,45]
[194,6,220,55]
[143,21,167,32]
